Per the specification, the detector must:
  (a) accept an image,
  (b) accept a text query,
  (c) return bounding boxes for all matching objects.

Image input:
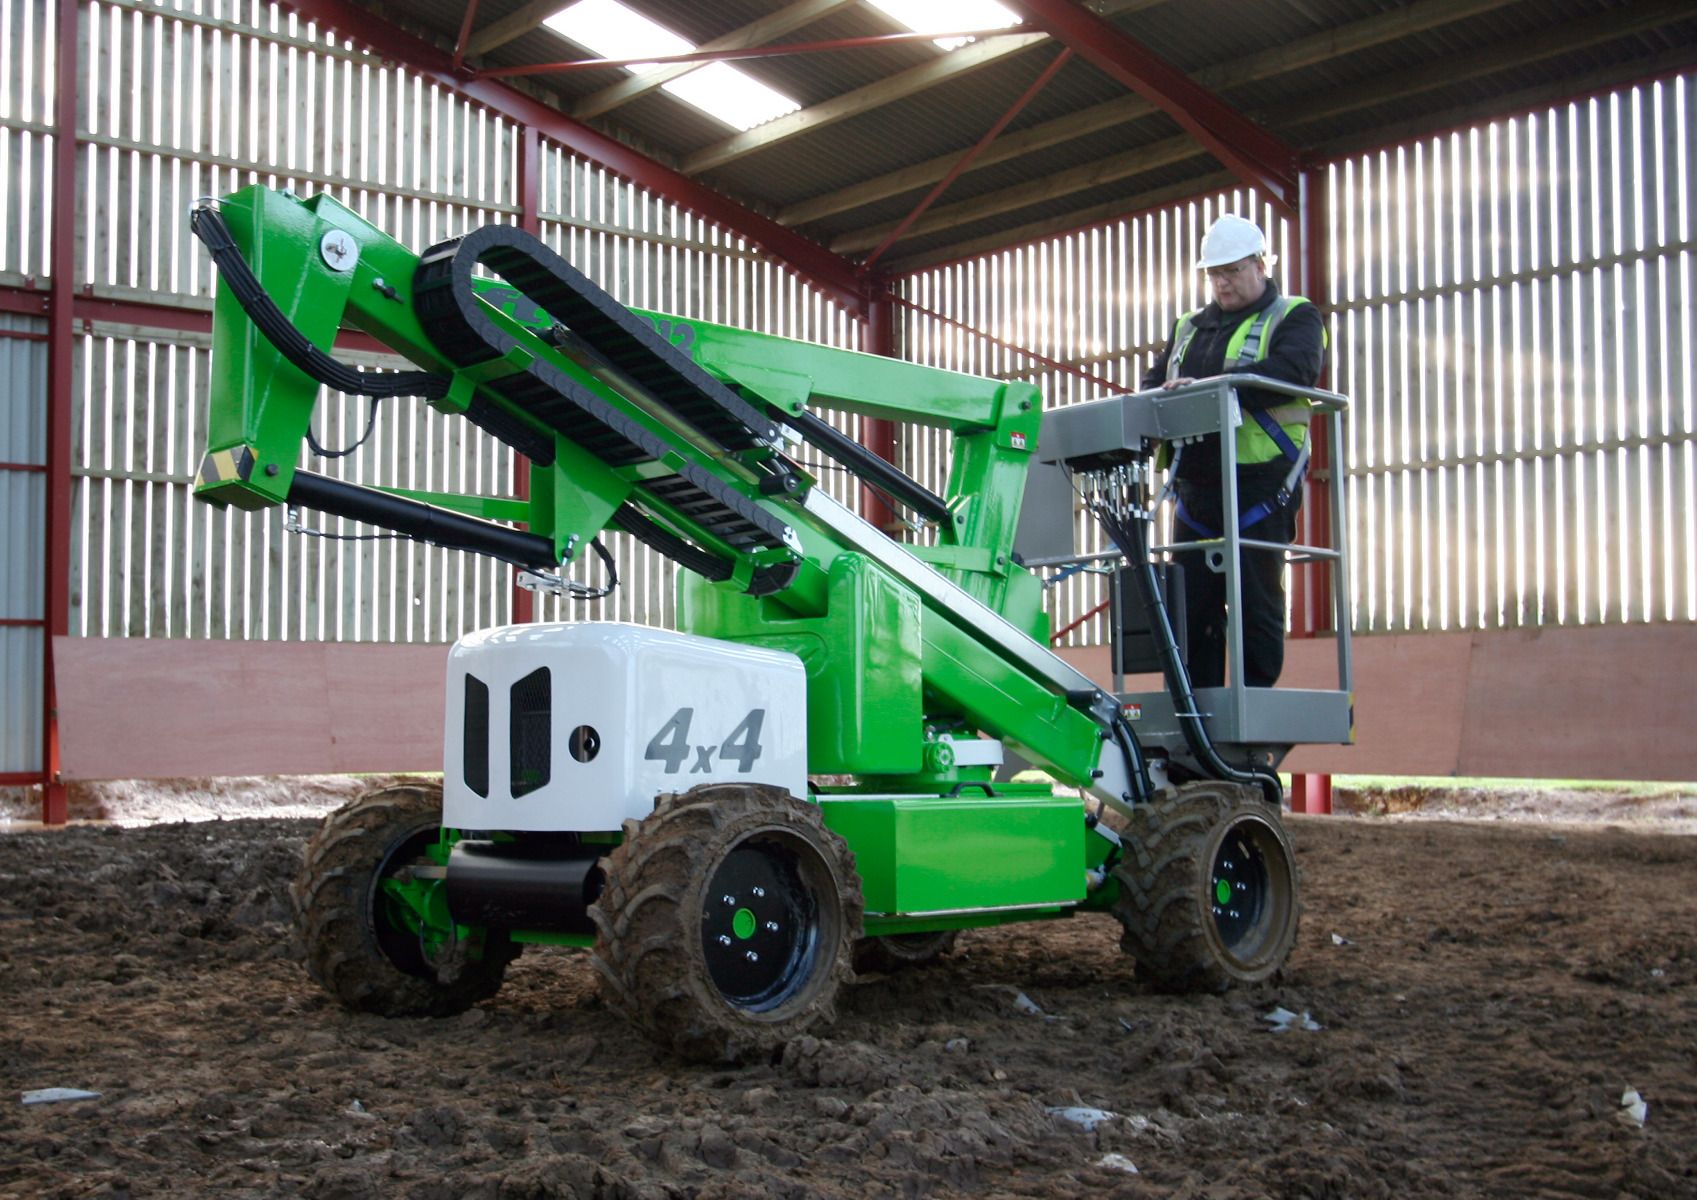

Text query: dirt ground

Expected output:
[2,782,1694,1199]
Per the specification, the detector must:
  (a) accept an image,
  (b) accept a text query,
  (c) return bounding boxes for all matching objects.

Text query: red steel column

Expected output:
[41,0,78,823]
[511,123,542,625]
[1290,164,1331,815]
[859,283,897,533]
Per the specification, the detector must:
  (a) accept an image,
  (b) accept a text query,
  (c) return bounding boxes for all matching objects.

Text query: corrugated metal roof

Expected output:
[331,0,1697,271]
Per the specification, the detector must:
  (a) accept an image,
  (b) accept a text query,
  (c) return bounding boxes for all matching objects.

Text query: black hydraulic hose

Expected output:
[288,470,557,568]
[1109,706,1154,806]
[290,470,620,599]
[778,409,954,527]
[189,204,450,402]
[1094,504,1282,807]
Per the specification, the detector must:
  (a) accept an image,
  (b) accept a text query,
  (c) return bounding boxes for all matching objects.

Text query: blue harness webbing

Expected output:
[1170,301,1310,538]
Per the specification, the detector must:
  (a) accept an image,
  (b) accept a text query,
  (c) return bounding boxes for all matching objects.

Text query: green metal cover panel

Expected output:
[680,552,923,775]
[819,794,1086,915]
[629,308,1011,430]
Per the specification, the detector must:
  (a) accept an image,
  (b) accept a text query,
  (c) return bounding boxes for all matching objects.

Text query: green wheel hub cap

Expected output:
[700,839,822,1013]
[1210,822,1274,953]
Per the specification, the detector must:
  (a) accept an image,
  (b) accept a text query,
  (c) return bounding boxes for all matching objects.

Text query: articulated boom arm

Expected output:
[194,186,1139,805]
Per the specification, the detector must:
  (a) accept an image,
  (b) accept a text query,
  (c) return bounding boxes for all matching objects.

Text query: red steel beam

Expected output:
[1002,0,1299,219]
[0,772,51,786]
[512,123,542,627]
[889,58,1697,284]
[477,28,1031,79]
[858,288,898,534]
[1288,163,1332,815]
[1049,598,1109,644]
[0,287,48,318]
[42,0,77,824]
[73,294,213,337]
[451,0,481,71]
[0,285,392,355]
[279,0,869,318]
[890,295,1125,392]
[1291,163,1332,640]
[1289,773,1332,815]
[862,47,1072,271]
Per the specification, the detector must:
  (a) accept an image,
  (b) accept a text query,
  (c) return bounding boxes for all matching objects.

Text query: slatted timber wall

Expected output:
[901,191,1297,644]
[1335,81,1694,633]
[0,0,857,651]
[901,73,1695,645]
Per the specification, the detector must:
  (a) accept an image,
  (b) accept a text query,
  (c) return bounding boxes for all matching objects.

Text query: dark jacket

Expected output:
[1140,281,1324,486]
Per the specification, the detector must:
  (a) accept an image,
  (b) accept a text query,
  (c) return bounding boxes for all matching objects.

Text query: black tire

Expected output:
[1112,781,1300,993]
[590,783,863,1063]
[852,930,959,975]
[293,783,518,1017]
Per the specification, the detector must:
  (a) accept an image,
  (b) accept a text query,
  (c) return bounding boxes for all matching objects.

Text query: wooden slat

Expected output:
[903,73,1697,640]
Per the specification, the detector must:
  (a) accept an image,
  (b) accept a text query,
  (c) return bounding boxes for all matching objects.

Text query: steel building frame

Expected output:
[5,0,1690,820]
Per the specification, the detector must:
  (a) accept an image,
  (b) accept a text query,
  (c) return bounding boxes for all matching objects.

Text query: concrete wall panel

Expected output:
[55,636,445,779]
[1062,624,1697,783]
[55,625,1697,783]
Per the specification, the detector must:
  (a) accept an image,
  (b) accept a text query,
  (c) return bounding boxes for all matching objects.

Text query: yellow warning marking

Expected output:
[196,450,229,486]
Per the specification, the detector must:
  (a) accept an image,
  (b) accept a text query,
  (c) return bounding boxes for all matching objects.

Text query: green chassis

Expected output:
[383,819,1126,966]
[195,186,1170,958]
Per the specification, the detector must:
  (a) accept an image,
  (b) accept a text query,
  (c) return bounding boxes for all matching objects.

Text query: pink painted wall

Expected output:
[55,638,446,779]
[1059,622,1697,781]
[55,624,1697,781]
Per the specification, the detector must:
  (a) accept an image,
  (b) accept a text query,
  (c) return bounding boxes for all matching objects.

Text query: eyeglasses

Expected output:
[1205,260,1259,281]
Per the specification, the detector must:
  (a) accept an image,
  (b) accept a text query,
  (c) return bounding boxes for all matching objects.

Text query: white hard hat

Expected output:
[1196,214,1267,269]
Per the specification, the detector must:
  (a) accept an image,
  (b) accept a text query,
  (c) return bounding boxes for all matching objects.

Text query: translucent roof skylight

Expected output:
[545,0,800,132]
[863,0,1022,50]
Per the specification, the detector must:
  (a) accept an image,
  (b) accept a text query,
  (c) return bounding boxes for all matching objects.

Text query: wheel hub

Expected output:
[701,839,820,1012]
[1210,822,1273,955]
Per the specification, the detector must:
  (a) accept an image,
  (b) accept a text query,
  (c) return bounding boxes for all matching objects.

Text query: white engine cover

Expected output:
[443,622,808,832]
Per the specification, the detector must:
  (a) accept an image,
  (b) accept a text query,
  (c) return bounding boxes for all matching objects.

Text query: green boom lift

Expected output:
[190,187,1353,1061]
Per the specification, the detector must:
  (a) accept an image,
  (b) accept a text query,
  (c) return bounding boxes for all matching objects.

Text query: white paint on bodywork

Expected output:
[443,622,807,831]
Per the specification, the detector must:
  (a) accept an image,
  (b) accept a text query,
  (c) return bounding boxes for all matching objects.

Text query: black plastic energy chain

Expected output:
[413,225,799,588]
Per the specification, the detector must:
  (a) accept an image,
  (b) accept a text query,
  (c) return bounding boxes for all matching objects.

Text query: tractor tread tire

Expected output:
[590,783,863,1063]
[1112,781,1301,994]
[852,931,959,975]
[293,783,516,1017]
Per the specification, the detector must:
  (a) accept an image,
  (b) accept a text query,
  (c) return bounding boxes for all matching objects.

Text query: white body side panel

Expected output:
[443,622,808,831]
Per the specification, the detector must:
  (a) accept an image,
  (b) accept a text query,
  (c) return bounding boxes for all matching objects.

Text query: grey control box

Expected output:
[1035,387,1240,470]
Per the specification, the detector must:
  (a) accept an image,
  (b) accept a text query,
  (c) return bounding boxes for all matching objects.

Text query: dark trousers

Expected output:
[1172,479,1299,689]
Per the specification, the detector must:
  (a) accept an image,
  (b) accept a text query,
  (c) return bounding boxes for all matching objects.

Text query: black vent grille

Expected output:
[463,675,489,798]
[510,667,551,798]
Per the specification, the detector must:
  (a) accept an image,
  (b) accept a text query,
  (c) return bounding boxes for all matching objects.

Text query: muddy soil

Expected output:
[2,798,1694,1199]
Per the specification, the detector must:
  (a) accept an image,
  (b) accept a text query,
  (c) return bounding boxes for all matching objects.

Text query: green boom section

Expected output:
[635,309,1047,625]
[193,185,1115,800]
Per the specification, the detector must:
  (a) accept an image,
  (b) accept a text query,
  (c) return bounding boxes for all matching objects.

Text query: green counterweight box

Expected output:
[819,792,1086,915]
